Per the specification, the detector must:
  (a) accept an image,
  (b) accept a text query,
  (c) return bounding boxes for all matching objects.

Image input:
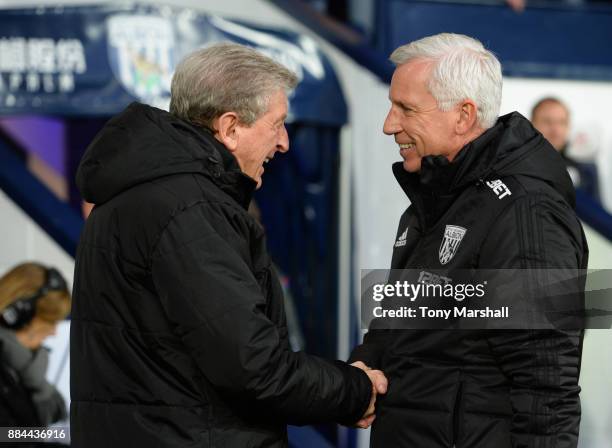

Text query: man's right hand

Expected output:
[351,361,388,429]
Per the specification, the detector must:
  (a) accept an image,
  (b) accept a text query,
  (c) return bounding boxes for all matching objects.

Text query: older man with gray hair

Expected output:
[350,33,586,447]
[71,42,386,447]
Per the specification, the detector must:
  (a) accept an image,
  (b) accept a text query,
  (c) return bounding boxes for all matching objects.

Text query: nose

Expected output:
[277,125,289,153]
[383,107,400,135]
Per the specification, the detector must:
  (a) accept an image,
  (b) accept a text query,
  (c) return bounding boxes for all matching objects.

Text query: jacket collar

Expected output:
[77,103,257,209]
[184,122,257,210]
[392,136,478,231]
[392,114,510,230]
[392,112,574,230]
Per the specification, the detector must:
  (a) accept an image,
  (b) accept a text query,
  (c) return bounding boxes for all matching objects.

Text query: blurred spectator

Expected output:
[531,97,601,202]
[506,0,526,12]
[0,263,70,427]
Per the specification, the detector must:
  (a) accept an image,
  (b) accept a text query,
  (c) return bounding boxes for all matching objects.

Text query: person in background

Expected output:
[0,262,70,426]
[531,96,601,202]
[505,0,526,12]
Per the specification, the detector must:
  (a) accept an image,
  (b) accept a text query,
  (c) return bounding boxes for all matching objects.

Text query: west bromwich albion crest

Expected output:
[107,14,175,106]
[439,225,467,265]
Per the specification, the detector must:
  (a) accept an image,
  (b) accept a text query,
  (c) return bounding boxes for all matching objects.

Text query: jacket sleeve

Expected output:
[348,330,392,369]
[150,206,371,426]
[480,194,586,448]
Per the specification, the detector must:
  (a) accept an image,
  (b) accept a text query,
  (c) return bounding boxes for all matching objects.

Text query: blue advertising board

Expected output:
[0,4,347,125]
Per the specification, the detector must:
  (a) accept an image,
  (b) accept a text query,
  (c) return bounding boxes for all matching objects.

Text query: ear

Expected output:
[212,112,240,151]
[456,100,479,134]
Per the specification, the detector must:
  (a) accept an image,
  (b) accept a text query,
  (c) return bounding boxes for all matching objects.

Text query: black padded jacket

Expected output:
[70,103,372,448]
[350,113,587,448]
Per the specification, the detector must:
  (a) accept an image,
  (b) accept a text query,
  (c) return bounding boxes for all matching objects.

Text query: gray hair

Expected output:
[170,42,298,128]
[390,33,502,129]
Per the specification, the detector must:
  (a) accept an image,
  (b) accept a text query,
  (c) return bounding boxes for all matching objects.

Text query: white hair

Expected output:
[170,42,298,128]
[390,33,502,129]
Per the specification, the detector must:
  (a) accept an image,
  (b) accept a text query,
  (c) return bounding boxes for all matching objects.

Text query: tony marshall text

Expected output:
[373,306,509,319]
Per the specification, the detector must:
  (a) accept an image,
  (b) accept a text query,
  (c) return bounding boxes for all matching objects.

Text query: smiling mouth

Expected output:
[399,143,416,158]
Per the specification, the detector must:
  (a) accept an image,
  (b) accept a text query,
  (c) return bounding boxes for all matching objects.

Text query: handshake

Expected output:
[351,361,388,429]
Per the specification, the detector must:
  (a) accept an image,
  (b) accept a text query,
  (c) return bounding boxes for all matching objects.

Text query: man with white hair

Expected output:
[71,42,386,447]
[350,33,586,447]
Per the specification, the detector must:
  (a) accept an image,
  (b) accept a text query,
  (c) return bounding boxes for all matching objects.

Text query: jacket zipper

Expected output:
[452,379,464,447]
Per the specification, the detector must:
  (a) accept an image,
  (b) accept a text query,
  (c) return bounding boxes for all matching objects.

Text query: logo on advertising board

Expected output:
[107,15,174,107]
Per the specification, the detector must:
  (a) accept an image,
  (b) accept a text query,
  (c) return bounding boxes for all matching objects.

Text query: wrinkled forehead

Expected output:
[389,59,436,101]
[253,89,289,125]
[269,90,289,115]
